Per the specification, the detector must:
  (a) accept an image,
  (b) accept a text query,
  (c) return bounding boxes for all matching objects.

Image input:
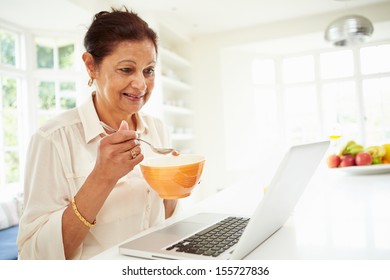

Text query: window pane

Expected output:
[2,77,17,109]
[252,59,275,85]
[252,88,281,180]
[58,44,74,69]
[360,44,390,75]
[254,88,278,139]
[362,77,390,145]
[320,50,354,79]
[283,85,320,145]
[59,81,76,109]
[38,81,55,109]
[282,55,314,83]
[1,77,18,147]
[36,44,54,69]
[0,30,16,66]
[59,81,76,92]
[2,111,18,146]
[60,97,76,109]
[5,150,19,184]
[321,81,360,142]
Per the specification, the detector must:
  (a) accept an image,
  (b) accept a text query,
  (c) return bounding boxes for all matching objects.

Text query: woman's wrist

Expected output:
[88,168,118,189]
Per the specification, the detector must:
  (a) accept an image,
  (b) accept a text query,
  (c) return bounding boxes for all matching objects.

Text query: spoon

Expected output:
[99,121,176,155]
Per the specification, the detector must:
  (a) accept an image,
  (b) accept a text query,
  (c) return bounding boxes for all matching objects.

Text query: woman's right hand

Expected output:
[93,120,144,184]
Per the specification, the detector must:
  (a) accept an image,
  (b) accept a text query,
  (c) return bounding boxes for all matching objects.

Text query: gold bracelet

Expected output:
[71,197,96,228]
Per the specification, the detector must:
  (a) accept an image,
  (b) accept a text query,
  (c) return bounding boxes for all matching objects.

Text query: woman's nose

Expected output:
[131,72,147,92]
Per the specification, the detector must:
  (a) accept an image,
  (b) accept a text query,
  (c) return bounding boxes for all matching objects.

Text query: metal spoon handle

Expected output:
[99,121,175,154]
[136,138,152,147]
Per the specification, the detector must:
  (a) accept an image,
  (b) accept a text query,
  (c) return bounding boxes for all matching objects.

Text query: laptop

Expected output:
[119,141,329,260]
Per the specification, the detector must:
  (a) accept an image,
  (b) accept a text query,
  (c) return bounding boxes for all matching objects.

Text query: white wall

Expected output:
[189,2,390,199]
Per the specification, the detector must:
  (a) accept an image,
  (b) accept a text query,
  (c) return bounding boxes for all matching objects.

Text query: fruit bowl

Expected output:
[140,154,205,199]
[335,164,390,175]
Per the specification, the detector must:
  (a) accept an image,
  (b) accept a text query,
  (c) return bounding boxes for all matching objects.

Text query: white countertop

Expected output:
[91,165,390,260]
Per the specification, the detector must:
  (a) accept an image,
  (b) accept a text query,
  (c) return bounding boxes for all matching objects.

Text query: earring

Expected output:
[88,78,94,87]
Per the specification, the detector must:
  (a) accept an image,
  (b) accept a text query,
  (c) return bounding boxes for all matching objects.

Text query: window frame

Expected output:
[0,23,27,195]
[252,39,390,147]
[0,21,86,197]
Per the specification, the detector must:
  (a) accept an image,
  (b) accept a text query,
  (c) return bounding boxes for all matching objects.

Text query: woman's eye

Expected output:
[144,68,155,76]
[120,68,132,73]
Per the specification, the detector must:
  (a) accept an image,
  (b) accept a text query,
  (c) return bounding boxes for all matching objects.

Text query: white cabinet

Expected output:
[157,24,194,153]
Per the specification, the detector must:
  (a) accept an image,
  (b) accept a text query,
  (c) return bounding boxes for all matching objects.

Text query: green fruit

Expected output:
[365,146,386,158]
[340,140,363,155]
[340,140,356,155]
[372,157,382,164]
[348,144,364,155]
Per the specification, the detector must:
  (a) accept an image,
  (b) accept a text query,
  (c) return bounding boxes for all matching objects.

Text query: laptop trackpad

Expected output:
[120,213,228,252]
[120,222,207,252]
[157,212,229,239]
[159,222,206,236]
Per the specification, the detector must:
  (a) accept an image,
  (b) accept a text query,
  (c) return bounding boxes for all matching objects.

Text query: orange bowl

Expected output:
[140,154,205,199]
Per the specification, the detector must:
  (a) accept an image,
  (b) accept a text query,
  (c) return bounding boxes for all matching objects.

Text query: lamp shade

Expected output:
[325,14,374,46]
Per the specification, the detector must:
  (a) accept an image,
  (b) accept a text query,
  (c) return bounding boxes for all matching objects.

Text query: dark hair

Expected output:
[84,7,158,65]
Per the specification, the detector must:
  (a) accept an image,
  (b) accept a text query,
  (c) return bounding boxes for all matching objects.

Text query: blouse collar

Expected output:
[78,93,150,143]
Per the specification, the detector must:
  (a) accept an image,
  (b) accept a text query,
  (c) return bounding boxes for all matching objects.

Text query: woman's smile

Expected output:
[123,92,146,102]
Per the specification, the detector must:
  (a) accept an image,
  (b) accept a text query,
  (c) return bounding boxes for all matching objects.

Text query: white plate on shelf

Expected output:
[337,164,390,175]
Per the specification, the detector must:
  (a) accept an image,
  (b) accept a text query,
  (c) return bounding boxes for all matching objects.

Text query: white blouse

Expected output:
[17,94,174,259]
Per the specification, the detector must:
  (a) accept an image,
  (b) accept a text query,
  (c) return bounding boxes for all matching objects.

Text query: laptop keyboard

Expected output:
[165,216,250,257]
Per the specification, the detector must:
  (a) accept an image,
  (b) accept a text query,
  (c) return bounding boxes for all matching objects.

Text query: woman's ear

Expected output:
[82,52,96,78]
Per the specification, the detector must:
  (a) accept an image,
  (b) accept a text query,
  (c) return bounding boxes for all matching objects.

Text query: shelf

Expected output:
[163,105,193,115]
[157,21,194,152]
[160,47,191,68]
[161,76,192,91]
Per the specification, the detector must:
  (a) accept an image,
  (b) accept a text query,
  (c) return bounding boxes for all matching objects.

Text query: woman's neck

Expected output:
[92,92,137,131]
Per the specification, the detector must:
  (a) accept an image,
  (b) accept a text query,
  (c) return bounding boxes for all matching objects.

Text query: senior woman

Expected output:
[17,7,178,260]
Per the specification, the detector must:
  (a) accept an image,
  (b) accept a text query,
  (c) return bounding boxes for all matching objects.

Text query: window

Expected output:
[34,37,78,125]
[320,50,354,79]
[253,87,279,148]
[362,77,390,144]
[1,76,21,188]
[0,29,18,67]
[252,59,279,147]
[0,28,23,195]
[252,41,390,149]
[360,44,390,75]
[0,25,82,197]
[37,80,77,125]
[282,55,314,83]
[35,37,75,70]
[321,81,359,141]
[283,85,319,145]
[252,59,275,85]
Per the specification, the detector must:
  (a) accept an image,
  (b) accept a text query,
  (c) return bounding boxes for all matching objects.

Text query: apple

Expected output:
[339,155,355,167]
[355,152,372,166]
[327,154,341,168]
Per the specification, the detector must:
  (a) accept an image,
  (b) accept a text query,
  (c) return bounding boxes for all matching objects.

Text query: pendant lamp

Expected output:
[325,14,374,46]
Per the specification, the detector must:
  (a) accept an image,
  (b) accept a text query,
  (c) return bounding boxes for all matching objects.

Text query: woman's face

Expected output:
[90,39,156,120]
